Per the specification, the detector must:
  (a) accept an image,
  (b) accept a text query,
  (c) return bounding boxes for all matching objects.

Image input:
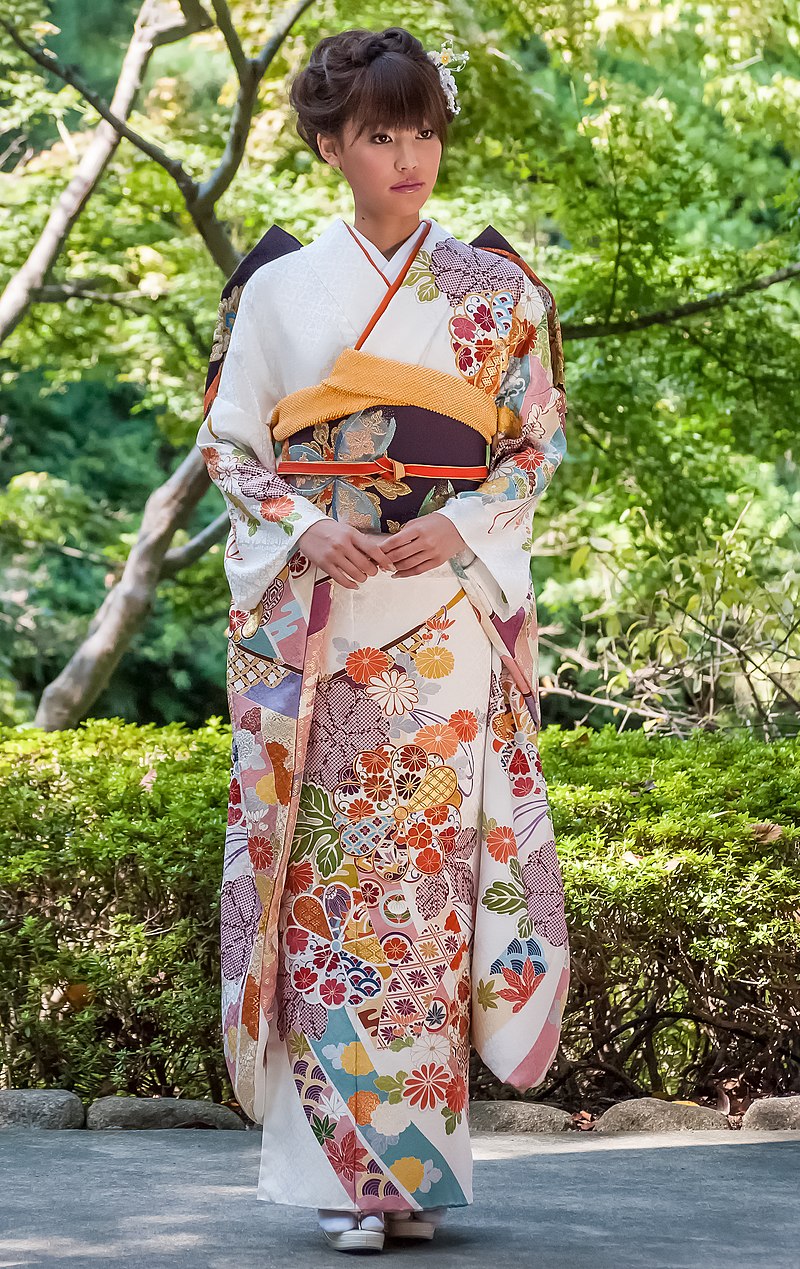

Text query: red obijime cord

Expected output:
[275,456,489,482]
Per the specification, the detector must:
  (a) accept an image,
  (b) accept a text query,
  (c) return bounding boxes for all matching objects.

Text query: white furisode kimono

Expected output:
[197,215,570,1213]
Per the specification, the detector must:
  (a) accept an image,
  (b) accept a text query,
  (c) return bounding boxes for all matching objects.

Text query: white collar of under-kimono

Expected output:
[344,219,431,284]
[303,216,450,339]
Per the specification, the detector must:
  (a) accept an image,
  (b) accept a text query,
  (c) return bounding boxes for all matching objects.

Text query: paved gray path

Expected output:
[0,1128,797,1268]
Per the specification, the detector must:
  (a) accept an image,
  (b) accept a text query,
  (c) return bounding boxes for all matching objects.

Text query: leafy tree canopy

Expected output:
[1,0,798,732]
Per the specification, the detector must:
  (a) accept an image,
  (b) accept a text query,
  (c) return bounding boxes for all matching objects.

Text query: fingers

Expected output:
[320,527,441,587]
[323,531,385,588]
[327,563,359,590]
[390,551,438,578]
[382,526,421,560]
[382,537,428,567]
[338,536,393,585]
[382,522,417,546]
[340,547,372,585]
[355,533,393,571]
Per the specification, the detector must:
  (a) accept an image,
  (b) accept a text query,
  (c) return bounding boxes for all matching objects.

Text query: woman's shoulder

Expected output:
[430,227,545,315]
[242,245,312,301]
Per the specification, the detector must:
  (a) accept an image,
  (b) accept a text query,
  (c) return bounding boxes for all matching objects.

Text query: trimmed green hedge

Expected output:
[1,721,798,1110]
[0,720,230,1103]
[522,727,800,1109]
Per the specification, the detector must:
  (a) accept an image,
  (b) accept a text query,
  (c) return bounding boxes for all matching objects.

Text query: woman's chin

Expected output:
[378,192,430,217]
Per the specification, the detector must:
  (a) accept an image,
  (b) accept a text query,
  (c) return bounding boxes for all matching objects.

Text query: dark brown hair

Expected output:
[290,27,451,159]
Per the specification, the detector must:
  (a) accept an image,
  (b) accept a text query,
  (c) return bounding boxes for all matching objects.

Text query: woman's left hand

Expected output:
[380,513,468,578]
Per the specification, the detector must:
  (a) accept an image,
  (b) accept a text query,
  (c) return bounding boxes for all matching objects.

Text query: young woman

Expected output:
[197,25,570,1254]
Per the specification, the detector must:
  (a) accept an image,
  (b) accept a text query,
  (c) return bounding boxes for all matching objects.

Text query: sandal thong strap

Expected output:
[322,1227,385,1253]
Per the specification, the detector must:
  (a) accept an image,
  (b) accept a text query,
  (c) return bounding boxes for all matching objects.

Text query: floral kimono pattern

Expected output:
[198,216,569,1211]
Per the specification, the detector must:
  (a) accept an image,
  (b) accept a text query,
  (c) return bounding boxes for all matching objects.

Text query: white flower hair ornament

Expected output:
[426,38,469,116]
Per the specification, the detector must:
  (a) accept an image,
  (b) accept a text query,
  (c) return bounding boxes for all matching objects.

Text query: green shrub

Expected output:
[0,719,230,1102]
[536,726,800,1109]
[1,721,798,1110]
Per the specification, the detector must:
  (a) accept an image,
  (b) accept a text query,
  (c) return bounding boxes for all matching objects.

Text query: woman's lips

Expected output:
[390,181,424,191]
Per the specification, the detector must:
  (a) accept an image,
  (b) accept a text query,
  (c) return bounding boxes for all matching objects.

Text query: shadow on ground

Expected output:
[0,1128,797,1268]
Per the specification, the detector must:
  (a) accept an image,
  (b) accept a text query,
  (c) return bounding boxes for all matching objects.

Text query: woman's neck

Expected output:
[350,209,423,259]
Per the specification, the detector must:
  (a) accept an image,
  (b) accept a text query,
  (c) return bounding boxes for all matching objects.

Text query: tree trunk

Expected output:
[9,0,315,728]
[35,450,211,729]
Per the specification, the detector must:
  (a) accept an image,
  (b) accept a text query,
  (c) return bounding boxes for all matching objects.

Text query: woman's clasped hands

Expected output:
[298,513,467,589]
[380,513,467,577]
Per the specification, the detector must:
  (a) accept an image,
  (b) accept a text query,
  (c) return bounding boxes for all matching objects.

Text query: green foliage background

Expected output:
[1,721,797,1109]
[1,0,799,730]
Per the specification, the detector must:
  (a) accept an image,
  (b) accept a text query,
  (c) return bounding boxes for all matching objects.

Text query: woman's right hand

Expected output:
[297,520,393,589]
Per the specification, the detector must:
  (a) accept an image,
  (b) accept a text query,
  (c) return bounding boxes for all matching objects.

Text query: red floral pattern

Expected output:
[404,1063,451,1110]
[332,745,462,881]
[284,883,384,1008]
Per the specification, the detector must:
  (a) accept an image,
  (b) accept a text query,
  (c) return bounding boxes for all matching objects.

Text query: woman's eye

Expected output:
[370,130,434,143]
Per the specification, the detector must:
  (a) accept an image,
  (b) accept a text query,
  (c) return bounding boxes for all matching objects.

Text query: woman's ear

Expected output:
[317,133,340,169]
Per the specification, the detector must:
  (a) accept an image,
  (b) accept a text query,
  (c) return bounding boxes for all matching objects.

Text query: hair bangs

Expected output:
[345,54,449,145]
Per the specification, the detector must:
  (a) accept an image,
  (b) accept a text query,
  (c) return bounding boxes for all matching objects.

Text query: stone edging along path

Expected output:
[1,1090,799,1133]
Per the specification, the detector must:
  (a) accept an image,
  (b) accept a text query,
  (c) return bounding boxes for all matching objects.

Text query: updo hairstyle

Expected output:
[290,27,451,159]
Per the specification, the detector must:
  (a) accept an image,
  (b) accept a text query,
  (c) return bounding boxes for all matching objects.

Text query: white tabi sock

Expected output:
[359,1214,385,1233]
[317,1209,357,1234]
[317,1209,385,1235]
[394,1207,447,1226]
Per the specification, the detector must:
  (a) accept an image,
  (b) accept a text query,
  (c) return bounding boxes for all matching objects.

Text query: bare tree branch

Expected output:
[4,0,317,295]
[0,133,27,169]
[34,282,156,309]
[32,282,210,359]
[540,681,673,726]
[196,0,315,210]
[662,597,800,712]
[167,0,213,41]
[0,15,200,198]
[152,0,212,45]
[561,262,800,341]
[176,0,213,22]
[161,511,229,575]
[209,0,248,82]
[30,1,318,729]
[6,488,227,579]
[0,0,210,345]
[5,537,115,570]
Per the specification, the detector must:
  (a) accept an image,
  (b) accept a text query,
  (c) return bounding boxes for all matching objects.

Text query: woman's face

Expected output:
[318,120,442,217]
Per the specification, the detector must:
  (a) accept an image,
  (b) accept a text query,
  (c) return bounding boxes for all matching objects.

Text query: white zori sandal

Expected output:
[317,1209,385,1253]
[385,1207,447,1241]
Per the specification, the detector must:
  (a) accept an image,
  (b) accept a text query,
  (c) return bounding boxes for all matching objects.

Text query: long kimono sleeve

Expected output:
[196,270,327,613]
[436,277,567,618]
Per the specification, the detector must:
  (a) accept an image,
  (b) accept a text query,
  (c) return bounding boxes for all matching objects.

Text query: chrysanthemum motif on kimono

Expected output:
[333,744,462,881]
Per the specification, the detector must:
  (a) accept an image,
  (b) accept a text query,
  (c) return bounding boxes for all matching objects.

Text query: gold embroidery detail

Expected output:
[227,647,290,694]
